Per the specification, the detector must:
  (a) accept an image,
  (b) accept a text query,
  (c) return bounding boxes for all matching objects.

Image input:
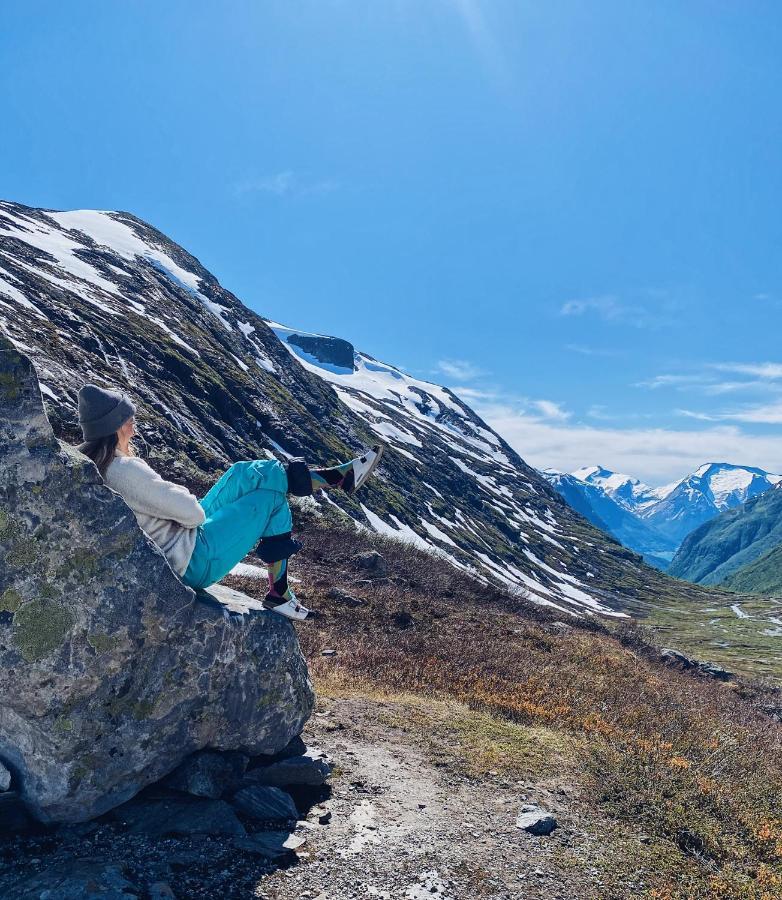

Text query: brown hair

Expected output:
[77,433,137,479]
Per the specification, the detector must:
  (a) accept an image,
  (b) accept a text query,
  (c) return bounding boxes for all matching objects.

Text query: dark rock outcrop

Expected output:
[0,348,314,823]
[659,648,734,682]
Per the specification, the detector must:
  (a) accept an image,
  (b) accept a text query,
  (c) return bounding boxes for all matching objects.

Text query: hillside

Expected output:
[0,200,712,620]
[722,542,782,596]
[668,484,782,586]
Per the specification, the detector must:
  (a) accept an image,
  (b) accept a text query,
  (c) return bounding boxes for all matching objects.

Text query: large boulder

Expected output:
[0,347,315,823]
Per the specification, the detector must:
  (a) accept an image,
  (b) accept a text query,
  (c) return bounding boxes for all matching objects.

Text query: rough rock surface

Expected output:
[0,347,315,823]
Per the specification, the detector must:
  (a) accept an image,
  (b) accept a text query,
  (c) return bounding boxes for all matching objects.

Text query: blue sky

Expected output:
[2,0,781,483]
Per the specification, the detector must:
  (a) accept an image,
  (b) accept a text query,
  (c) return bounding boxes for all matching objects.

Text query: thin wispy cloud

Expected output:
[565,343,623,357]
[679,401,782,426]
[234,170,339,198]
[710,362,782,380]
[436,358,485,381]
[532,399,570,421]
[635,374,709,390]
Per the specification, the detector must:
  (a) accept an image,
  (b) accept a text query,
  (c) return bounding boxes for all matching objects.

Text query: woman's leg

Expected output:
[182,483,293,590]
[198,459,289,518]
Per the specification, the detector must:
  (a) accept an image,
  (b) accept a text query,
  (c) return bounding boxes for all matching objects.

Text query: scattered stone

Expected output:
[0,760,11,791]
[550,621,572,632]
[659,648,734,681]
[391,610,415,629]
[233,829,306,858]
[515,803,558,836]
[8,859,138,899]
[244,751,332,788]
[353,550,388,578]
[326,587,365,607]
[230,785,298,823]
[0,349,315,824]
[163,749,249,799]
[318,810,333,825]
[111,797,246,837]
[321,649,338,656]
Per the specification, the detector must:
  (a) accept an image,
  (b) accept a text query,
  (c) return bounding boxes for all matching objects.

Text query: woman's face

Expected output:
[118,415,136,443]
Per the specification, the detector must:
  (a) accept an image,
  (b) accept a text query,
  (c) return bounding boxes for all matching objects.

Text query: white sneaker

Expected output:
[345,444,385,493]
[263,592,310,620]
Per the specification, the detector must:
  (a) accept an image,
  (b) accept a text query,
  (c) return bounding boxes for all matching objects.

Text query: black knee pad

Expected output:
[255,532,303,564]
[285,457,312,497]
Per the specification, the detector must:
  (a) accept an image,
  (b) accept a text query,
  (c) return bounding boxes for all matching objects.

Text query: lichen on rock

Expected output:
[0,349,315,823]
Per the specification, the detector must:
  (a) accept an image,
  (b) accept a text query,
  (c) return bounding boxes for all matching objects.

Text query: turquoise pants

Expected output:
[181,459,292,590]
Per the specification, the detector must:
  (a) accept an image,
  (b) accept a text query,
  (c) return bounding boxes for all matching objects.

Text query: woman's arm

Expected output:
[109,457,206,527]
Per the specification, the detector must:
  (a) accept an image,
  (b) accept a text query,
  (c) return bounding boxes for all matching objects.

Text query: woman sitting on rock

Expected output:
[75,383,383,621]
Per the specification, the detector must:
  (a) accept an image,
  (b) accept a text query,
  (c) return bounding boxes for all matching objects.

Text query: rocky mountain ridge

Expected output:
[0,199,716,619]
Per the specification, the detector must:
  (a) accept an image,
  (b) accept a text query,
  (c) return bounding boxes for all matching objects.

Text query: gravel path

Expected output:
[260,695,624,900]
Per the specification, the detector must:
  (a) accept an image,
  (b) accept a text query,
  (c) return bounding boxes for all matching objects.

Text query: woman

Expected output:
[75,383,383,620]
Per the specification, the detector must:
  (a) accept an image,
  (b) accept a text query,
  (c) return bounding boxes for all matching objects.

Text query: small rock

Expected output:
[515,803,558,836]
[318,810,332,825]
[326,588,365,607]
[321,649,338,657]
[0,761,11,792]
[230,785,298,823]
[245,751,332,788]
[251,735,308,767]
[391,610,414,629]
[149,883,176,899]
[164,750,249,799]
[353,550,388,577]
[112,797,246,837]
[233,830,304,858]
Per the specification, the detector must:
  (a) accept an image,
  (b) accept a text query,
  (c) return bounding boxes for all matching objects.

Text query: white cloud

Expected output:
[470,398,782,484]
[711,362,782,380]
[436,358,485,381]
[532,399,570,421]
[234,171,339,197]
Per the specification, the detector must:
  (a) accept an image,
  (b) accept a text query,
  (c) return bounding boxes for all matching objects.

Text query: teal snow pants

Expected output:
[181,459,293,590]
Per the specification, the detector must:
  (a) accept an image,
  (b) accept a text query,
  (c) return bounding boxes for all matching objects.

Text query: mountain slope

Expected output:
[668,483,782,585]
[0,200,726,622]
[543,471,677,568]
[722,542,782,596]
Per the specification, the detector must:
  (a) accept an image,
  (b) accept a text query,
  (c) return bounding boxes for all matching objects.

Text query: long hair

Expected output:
[77,432,137,479]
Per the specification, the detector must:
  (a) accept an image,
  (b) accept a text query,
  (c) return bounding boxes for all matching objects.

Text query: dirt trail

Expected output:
[260,694,634,900]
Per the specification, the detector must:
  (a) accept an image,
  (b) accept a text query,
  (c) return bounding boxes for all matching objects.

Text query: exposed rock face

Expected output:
[0,347,314,823]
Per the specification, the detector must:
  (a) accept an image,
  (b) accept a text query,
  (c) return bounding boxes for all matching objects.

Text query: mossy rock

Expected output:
[12,598,75,662]
[0,588,22,613]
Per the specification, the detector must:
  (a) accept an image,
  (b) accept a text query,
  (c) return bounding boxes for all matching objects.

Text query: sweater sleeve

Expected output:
[112,458,206,527]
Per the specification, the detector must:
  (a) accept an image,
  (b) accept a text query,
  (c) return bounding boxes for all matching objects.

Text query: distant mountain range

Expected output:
[544,462,782,569]
[669,482,782,589]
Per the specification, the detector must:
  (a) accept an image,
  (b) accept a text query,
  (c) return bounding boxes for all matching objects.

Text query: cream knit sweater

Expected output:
[103,453,205,575]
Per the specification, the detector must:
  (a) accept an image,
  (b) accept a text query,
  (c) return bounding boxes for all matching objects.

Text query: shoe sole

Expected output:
[351,444,386,493]
[263,597,309,620]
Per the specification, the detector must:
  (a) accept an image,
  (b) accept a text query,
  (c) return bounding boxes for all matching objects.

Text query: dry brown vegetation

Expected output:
[224,514,782,900]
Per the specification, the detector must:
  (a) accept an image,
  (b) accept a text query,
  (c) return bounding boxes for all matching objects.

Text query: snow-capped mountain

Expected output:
[543,471,677,569]
[641,463,782,546]
[571,465,671,512]
[0,200,710,620]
